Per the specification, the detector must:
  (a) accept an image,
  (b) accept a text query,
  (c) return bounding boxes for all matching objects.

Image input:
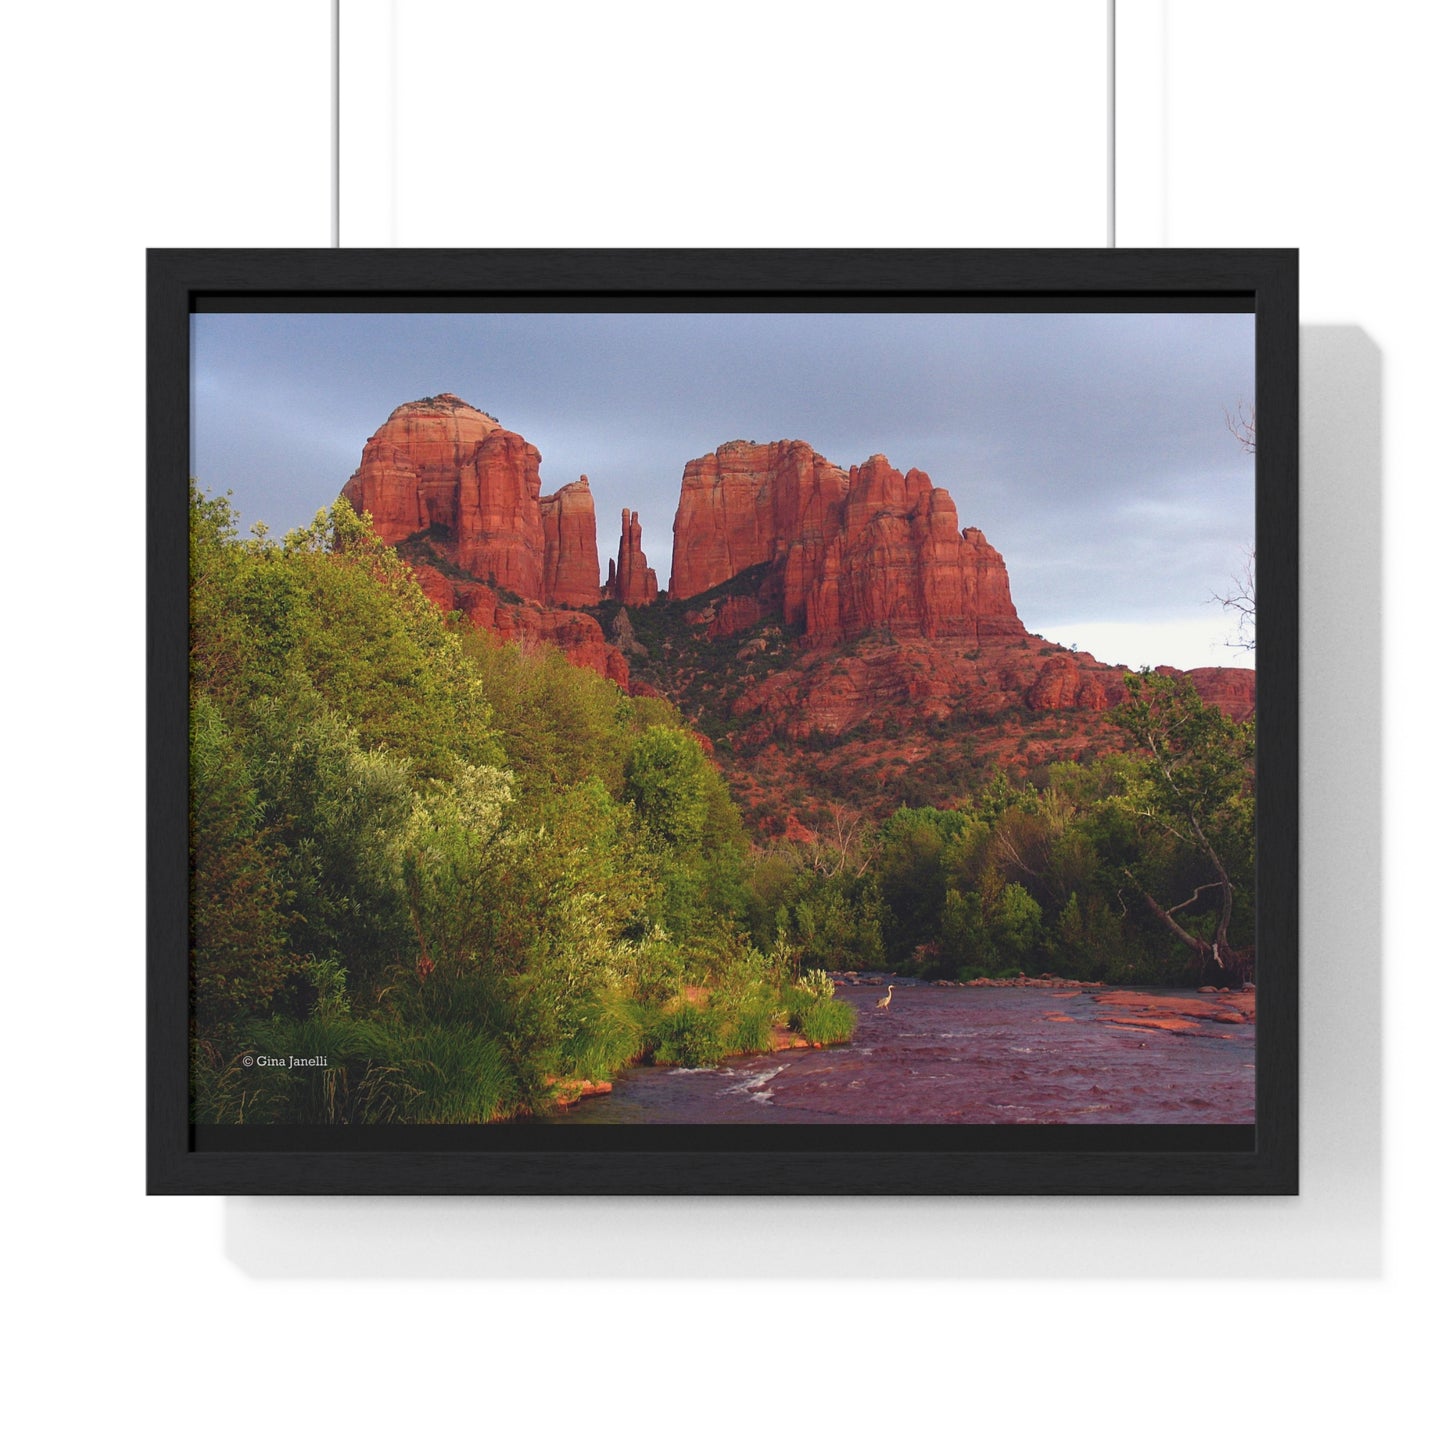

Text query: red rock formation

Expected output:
[539,476,602,607]
[669,441,1023,649]
[414,565,629,689]
[727,630,1160,750]
[707,595,765,639]
[1153,665,1256,720]
[1025,652,1124,712]
[342,394,607,608]
[1183,666,1256,721]
[343,397,631,682]
[792,456,1025,647]
[342,393,502,542]
[608,509,659,606]
[670,440,849,600]
[449,427,546,597]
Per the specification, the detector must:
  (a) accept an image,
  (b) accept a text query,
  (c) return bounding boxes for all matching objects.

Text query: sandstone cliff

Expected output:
[341,395,627,682]
[669,440,1024,648]
[539,476,602,607]
[670,440,849,602]
[343,394,609,608]
[1024,652,1122,712]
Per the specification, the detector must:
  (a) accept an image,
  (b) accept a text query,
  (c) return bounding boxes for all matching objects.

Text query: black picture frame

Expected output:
[149,248,1298,1195]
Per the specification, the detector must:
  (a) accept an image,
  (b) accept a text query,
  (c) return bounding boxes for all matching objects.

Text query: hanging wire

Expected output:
[331,0,341,247]
[1107,0,1116,247]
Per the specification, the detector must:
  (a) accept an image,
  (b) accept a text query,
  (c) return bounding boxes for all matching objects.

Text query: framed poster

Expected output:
[149,249,1297,1193]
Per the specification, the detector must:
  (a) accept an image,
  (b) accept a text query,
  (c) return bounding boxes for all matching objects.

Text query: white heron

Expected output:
[875,984,895,1011]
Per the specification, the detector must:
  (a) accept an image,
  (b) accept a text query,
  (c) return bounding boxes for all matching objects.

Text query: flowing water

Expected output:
[550,978,1255,1126]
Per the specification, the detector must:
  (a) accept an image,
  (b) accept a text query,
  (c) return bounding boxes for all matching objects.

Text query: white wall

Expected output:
[10,3,1437,1440]
[339,0,1108,246]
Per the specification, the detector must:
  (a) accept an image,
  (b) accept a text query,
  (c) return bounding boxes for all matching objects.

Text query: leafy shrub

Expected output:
[616,930,685,1006]
[795,968,835,1001]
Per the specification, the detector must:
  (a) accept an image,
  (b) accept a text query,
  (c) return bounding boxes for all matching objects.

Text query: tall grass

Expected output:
[396,1027,515,1123]
[191,1013,520,1124]
[781,966,850,1038]
[800,997,857,1045]
[560,991,646,1081]
[649,1003,726,1068]
[720,993,779,1055]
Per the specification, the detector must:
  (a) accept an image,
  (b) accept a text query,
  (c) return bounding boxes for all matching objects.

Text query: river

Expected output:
[550,977,1255,1126]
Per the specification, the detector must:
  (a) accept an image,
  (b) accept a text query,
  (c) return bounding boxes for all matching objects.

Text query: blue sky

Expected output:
[192,309,1254,671]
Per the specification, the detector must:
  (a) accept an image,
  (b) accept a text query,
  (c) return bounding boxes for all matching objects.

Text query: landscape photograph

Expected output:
[188,306,1257,1129]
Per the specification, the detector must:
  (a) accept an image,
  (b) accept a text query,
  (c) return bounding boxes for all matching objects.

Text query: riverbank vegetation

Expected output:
[189,488,853,1124]
[742,682,1255,989]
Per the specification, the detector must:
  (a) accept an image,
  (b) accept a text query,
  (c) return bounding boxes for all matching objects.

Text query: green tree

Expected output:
[938,880,1042,978]
[189,693,292,1041]
[876,811,949,964]
[1112,671,1255,983]
[622,725,746,943]
[256,705,417,1005]
[396,760,516,983]
[991,880,1044,965]
[623,725,711,849]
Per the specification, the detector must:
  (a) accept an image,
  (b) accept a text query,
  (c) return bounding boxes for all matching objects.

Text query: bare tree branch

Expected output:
[797,802,879,879]
[1162,879,1227,918]
[1209,547,1256,652]
[1212,404,1257,650]
[1225,401,1256,454]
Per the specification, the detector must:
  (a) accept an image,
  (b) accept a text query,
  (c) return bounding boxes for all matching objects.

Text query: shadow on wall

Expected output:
[222,326,1382,1281]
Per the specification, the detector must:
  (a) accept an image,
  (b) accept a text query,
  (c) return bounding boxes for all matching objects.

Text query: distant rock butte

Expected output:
[343,394,600,605]
[341,395,626,681]
[341,393,503,545]
[671,440,849,602]
[1159,666,1257,723]
[669,441,1025,648]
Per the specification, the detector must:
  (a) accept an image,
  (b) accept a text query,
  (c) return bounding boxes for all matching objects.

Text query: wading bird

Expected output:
[876,984,895,1011]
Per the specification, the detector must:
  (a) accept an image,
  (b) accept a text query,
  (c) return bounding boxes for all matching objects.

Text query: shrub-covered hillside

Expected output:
[188,488,848,1124]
